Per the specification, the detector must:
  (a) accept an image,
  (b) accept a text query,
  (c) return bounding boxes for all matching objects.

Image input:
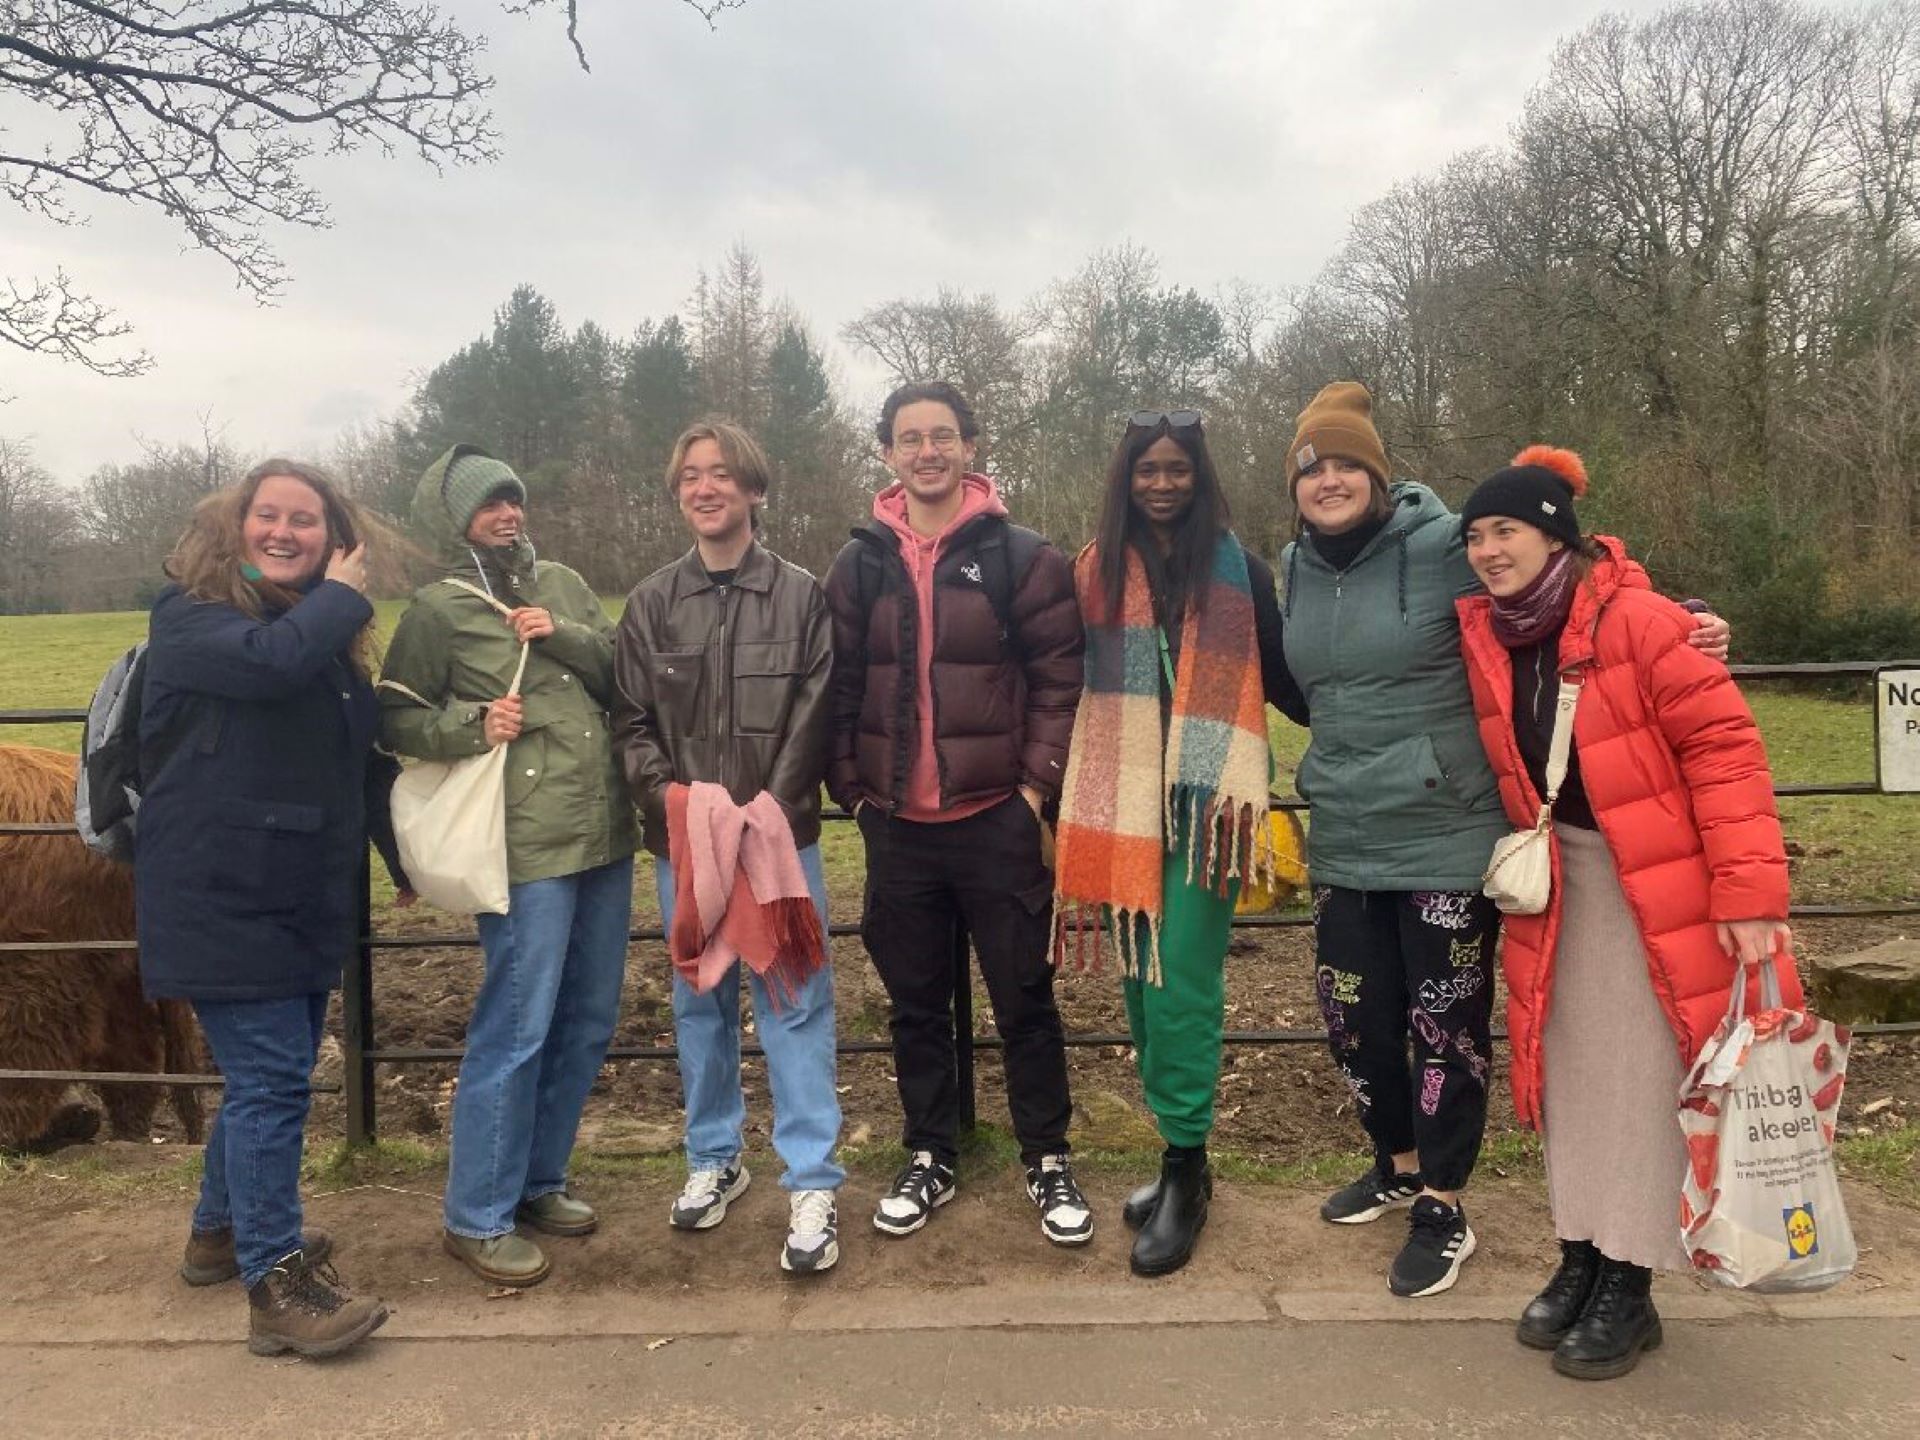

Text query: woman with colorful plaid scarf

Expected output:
[1051,410,1308,1277]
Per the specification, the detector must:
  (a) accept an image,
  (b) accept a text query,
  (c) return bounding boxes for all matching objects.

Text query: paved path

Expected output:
[6,1284,1916,1437]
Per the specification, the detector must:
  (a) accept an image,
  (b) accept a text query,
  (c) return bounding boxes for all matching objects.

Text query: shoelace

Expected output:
[891,1152,941,1198]
[1408,1205,1460,1247]
[680,1167,726,1203]
[790,1190,835,1237]
[1033,1159,1083,1212]
[279,1257,346,1316]
[1584,1267,1633,1321]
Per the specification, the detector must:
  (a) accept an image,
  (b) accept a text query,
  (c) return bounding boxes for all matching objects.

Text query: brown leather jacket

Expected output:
[823,514,1084,814]
[612,543,831,856]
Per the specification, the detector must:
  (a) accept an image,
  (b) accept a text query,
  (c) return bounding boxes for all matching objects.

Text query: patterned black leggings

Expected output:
[1312,886,1499,1192]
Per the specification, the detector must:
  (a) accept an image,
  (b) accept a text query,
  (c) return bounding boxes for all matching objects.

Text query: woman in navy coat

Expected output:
[137,459,400,1358]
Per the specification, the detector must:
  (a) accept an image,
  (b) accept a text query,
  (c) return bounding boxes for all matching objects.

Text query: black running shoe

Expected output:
[1319,1164,1423,1225]
[1388,1196,1477,1298]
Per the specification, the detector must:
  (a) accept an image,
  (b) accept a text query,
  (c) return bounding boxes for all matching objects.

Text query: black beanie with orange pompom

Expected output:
[1459,445,1589,548]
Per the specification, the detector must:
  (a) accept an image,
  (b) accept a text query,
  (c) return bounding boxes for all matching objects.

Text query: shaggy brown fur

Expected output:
[0,744,204,1150]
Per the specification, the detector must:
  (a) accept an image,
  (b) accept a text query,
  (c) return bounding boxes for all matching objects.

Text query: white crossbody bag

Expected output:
[1481,677,1581,917]
[384,579,529,916]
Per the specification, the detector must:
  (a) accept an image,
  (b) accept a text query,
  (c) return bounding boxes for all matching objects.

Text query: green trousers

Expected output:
[1120,834,1239,1149]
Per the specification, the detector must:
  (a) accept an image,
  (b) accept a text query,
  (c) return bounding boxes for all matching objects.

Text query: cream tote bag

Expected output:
[386,580,528,916]
[1482,678,1580,916]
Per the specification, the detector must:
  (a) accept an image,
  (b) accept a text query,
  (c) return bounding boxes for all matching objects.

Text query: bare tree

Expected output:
[0,1,740,375]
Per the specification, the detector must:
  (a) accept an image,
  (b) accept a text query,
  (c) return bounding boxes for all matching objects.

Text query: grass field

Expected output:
[2,606,1914,903]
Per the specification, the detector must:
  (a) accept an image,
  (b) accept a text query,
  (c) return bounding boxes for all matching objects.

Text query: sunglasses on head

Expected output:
[1127,409,1204,431]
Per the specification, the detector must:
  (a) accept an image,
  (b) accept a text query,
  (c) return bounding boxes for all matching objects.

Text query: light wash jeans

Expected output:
[656,844,843,1192]
[444,855,634,1239]
[190,990,329,1288]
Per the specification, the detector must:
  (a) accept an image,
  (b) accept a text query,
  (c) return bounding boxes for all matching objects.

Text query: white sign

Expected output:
[1878,669,1920,793]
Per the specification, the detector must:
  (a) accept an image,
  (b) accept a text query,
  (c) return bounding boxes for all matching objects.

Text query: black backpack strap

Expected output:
[975,520,1043,660]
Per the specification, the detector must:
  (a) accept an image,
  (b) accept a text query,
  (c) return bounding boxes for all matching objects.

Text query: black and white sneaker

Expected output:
[1320,1164,1423,1225]
[669,1158,750,1230]
[780,1189,839,1274]
[873,1150,956,1236]
[1388,1196,1477,1298]
[1025,1153,1094,1246]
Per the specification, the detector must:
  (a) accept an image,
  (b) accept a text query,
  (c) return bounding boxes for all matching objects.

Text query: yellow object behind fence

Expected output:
[1237,807,1309,914]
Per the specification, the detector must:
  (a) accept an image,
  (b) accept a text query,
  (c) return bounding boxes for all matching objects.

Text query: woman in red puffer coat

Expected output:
[1454,446,1799,1382]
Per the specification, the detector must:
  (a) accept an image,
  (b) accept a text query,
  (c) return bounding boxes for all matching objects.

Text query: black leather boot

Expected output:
[1516,1239,1602,1349]
[1122,1179,1160,1229]
[1552,1257,1662,1380]
[1129,1147,1210,1277]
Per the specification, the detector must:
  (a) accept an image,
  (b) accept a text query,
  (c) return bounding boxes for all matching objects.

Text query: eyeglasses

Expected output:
[891,427,964,454]
[1127,409,1204,431]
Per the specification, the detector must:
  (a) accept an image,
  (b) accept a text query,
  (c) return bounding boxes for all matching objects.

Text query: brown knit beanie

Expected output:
[1287,381,1391,488]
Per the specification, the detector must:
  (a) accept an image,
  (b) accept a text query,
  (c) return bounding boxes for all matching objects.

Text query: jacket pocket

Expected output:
[731,639,805,738]
[504,728,549,809]
[648,645,709,740]
[212,798,325,914]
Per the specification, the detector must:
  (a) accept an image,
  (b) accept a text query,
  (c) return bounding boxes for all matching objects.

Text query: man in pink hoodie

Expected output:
[824,381,1090,1247]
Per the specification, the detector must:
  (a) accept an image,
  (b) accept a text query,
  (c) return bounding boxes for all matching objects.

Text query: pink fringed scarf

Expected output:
[665,782,827,1008]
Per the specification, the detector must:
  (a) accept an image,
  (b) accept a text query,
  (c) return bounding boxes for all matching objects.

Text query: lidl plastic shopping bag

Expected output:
[1677,956,1856,1292]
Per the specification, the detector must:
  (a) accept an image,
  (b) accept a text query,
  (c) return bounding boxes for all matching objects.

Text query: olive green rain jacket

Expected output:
[378,445,636,886]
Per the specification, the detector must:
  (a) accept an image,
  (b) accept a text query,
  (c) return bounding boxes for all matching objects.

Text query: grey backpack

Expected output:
[75,643,148,863]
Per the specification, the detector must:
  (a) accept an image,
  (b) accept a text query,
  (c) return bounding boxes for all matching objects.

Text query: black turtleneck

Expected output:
[1308,513,1388,572]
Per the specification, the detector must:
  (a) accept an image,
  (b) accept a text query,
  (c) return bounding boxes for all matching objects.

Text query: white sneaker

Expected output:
[669,1159,749,1230]
[781,1189,839,1274]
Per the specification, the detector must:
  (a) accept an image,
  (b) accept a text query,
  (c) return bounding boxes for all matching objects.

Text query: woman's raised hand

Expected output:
[506,606,555,643]
[1716,918,1792,967]
[325,543,369,593]
[483,693,524,747]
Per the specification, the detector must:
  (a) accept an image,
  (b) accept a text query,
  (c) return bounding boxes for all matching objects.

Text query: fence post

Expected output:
[952,915,976,1134]
[341,856,378,1146]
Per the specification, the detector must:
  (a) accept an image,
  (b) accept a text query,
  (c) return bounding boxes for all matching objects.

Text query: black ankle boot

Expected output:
[1122,1178,1160,1229]
[1517,1239,1602,1350]
[1130,1147,1210,1277]
[1552,1257,1662,1380]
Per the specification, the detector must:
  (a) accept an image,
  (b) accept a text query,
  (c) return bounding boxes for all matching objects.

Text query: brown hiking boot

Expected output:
[182,1227,334,1286]
[246,1252,388,1358]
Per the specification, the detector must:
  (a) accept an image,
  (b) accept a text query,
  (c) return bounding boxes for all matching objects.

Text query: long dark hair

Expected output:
[1093,416,1232,624]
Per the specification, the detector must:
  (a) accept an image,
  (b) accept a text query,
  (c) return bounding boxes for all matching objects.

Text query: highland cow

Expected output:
[0,743,204,1150]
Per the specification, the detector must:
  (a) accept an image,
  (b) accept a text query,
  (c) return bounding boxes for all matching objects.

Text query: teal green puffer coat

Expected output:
[1280,481,1509,892]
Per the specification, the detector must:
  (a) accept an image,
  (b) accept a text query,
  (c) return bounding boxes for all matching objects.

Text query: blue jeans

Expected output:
[657,845,843,1192]
[190,991,329,1289]
[444,855,634,1239]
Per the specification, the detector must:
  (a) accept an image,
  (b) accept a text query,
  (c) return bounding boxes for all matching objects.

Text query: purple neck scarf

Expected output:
[1489,547,1578,648]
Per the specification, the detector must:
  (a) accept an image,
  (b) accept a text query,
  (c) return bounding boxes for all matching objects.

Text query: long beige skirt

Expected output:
[1540,823,1690,1272]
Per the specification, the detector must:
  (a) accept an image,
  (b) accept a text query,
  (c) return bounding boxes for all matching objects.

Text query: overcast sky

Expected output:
[4,0,1672,484]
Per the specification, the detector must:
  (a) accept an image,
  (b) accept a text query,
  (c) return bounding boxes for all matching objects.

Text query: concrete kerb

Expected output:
[3,1279,1913,1349]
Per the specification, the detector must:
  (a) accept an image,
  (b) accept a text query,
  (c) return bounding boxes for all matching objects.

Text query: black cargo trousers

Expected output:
[857,792,1072,1167]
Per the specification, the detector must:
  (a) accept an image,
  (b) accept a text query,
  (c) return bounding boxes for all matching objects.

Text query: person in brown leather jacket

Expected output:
[823,380,1090,1248]
[611,420,842,1276]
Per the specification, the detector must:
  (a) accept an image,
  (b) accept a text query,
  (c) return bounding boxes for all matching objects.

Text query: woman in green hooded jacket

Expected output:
[380,445,636,1290]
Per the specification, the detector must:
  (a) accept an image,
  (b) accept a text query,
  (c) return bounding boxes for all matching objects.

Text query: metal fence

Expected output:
[5,660,1918,1147]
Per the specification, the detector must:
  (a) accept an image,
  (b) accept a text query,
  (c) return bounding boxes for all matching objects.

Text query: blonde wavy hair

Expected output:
[164,459,394,678]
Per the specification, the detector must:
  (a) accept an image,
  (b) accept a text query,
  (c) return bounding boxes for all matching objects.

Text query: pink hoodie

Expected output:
[872,473,1009,822]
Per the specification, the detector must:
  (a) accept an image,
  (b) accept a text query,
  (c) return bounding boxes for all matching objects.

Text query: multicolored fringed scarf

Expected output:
[1052,532,1276,983]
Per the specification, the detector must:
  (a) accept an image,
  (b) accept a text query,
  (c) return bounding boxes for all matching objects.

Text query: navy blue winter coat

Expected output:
[135,579,390,1002]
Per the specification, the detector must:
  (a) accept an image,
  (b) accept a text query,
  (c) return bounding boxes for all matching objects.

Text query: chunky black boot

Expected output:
[1517,1239,1602,1350]
[1552,1257,1662,1380]
[1129,1147,1210,1277]
[1122,1178,1160,1229]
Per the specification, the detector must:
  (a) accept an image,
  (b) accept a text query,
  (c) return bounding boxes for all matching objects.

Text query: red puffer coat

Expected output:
[1456,535,1799,1128]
